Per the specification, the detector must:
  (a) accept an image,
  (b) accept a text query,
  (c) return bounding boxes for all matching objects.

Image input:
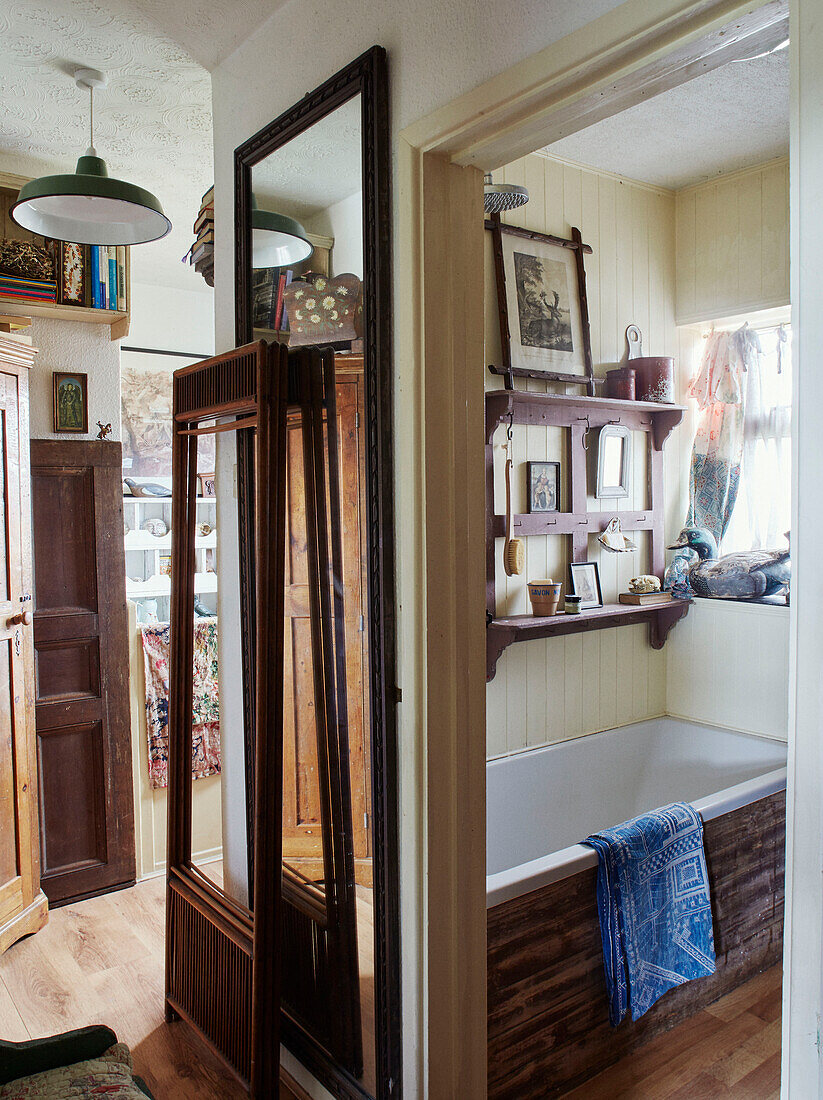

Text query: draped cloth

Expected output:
[141,619,221,789]
[685,326,761,544]
[665,326,766,593]
[584,803,716,1026]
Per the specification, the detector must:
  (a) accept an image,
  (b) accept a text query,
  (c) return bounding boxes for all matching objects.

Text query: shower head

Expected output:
[483,173,529,215]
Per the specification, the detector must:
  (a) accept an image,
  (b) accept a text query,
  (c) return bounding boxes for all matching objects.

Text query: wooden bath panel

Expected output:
[487,789,785,1099]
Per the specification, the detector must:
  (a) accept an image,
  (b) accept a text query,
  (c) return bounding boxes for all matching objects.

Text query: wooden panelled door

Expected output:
[0,334,48,954]
[30,440,134,907]
[283,360,371,884]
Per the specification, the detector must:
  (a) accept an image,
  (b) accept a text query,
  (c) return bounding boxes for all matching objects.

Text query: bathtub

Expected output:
[486,717,787,1099]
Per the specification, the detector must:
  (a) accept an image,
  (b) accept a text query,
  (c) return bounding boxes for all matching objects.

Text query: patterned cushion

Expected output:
[0,1043,146,1099]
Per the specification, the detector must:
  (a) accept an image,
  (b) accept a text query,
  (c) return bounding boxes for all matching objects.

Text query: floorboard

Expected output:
[0,877,246,1099]
[564,966,782,1099]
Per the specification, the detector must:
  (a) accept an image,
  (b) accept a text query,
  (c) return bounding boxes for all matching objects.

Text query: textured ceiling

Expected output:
[545,51,789,191]
[127,0,282,70]
[252,97,362,222]
[0,0,215,291]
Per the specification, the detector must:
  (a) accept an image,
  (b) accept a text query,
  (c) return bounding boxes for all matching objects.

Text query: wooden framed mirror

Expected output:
[234,46,399,1100]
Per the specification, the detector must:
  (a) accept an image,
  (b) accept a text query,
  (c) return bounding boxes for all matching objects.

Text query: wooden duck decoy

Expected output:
[667,525,790,599]
[123,477,172,498]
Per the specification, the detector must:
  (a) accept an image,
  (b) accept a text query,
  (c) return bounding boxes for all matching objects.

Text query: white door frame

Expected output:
[396,0,812,1095]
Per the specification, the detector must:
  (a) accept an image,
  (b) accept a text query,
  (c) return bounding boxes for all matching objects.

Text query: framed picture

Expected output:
[527,461,560,513]
[52,371,88,434]
[57,242,88,306]
[159,553,172,578]
[568,561,603,609]
[488,219,595,392]
[596,424,632,499]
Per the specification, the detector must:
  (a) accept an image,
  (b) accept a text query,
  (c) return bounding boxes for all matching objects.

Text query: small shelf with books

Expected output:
[0,178,130,341]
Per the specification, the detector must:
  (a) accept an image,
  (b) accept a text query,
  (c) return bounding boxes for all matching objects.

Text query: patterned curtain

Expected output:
[665,326,762,593]
[685,326,761,545]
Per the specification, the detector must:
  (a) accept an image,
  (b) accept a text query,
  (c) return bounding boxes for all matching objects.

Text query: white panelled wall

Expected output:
[486,152,790,760]
[676,158,789,325]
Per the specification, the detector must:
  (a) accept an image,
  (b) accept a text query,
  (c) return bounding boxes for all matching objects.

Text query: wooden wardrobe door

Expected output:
[0,339,48,954]
[30,440,134,906]
[282,374,371,880]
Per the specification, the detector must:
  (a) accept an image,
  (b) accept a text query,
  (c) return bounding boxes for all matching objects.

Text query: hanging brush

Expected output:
[503,432,524,576]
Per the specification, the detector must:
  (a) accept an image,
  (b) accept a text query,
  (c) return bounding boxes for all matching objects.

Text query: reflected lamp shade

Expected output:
[11,153,171,247]
[252,196,313,268]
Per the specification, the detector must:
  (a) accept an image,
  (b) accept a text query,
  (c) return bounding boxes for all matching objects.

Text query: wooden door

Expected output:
[282,369,371,882]
[30,440,134,906]
[0,335,48,954]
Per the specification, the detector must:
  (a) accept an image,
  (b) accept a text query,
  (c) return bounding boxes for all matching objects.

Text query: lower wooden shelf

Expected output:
[486,599,691,681]
[0,296,129,340]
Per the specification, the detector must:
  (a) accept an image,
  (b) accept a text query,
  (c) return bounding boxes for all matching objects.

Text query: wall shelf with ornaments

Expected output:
[486,389,689,680]
[124,493,217,616]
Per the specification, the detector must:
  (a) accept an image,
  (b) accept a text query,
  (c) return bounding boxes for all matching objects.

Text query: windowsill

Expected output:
[693,594,789,611]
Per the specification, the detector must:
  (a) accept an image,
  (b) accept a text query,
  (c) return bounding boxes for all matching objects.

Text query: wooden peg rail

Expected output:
[486,389,689,680]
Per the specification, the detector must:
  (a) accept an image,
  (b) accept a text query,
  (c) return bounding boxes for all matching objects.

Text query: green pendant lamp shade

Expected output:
[251,194,313,268]
[10,69,171,247]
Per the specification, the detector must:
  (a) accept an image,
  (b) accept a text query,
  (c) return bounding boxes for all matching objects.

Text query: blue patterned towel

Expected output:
[583,802,716,1026]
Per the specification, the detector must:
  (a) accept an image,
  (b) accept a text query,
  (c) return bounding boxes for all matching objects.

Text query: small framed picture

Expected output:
[159,553,172,578]
[527,461,560,513]
[568,561,603,609]
[53,371,88,434]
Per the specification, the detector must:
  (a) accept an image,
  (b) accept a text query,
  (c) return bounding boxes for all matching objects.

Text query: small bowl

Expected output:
[527,580,562,617]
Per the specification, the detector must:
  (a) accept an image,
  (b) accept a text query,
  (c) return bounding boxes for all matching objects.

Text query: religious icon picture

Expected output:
[527,461,560,513]
[53,371,89,434]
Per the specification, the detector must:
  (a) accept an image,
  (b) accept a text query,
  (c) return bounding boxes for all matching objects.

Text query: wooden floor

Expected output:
[565,965,782,1099]
[0,871,376,1099]
[0,877,247,1099]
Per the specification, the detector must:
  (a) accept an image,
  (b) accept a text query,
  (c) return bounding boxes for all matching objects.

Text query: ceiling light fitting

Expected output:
[11,68,172,247]
[251,194,314,268]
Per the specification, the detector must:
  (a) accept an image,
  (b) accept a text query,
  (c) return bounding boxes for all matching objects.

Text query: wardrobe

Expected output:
[0,329,48,954]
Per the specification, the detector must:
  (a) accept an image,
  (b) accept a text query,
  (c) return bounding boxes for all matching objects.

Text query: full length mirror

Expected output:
[235,48,398,1100]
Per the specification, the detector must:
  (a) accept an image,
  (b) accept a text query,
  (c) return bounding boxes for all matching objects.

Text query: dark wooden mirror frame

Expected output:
[233,46,400,1100]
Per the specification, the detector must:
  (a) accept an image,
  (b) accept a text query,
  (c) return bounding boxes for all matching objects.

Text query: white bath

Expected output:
[486,717,788,908]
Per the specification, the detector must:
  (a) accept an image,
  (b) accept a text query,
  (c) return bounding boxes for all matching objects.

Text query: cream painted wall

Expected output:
[675,157,790,324]
[666,598,789,740]
[485,152,701,758]
[305,192,364,278]
[27,318,121,441]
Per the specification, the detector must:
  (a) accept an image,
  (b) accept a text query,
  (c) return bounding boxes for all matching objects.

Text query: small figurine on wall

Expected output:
[96,421,112,440]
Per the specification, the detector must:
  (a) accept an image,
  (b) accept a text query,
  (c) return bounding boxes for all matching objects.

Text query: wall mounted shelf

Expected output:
[487,601,690,681]
[486,389,689,680]
[0,297,129,341]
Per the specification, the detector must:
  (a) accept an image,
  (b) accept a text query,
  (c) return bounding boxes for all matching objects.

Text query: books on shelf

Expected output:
[618,591,674,606]
[0,274,57,302]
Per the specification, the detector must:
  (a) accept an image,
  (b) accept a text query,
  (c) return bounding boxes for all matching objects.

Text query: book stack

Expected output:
[185,185,214,286]
[0,273,57,302]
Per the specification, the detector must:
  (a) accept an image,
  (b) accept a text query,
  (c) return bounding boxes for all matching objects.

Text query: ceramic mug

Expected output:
[527,580,562,616]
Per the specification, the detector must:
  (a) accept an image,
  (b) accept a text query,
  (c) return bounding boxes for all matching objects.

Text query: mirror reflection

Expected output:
[249,93,376,1093]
